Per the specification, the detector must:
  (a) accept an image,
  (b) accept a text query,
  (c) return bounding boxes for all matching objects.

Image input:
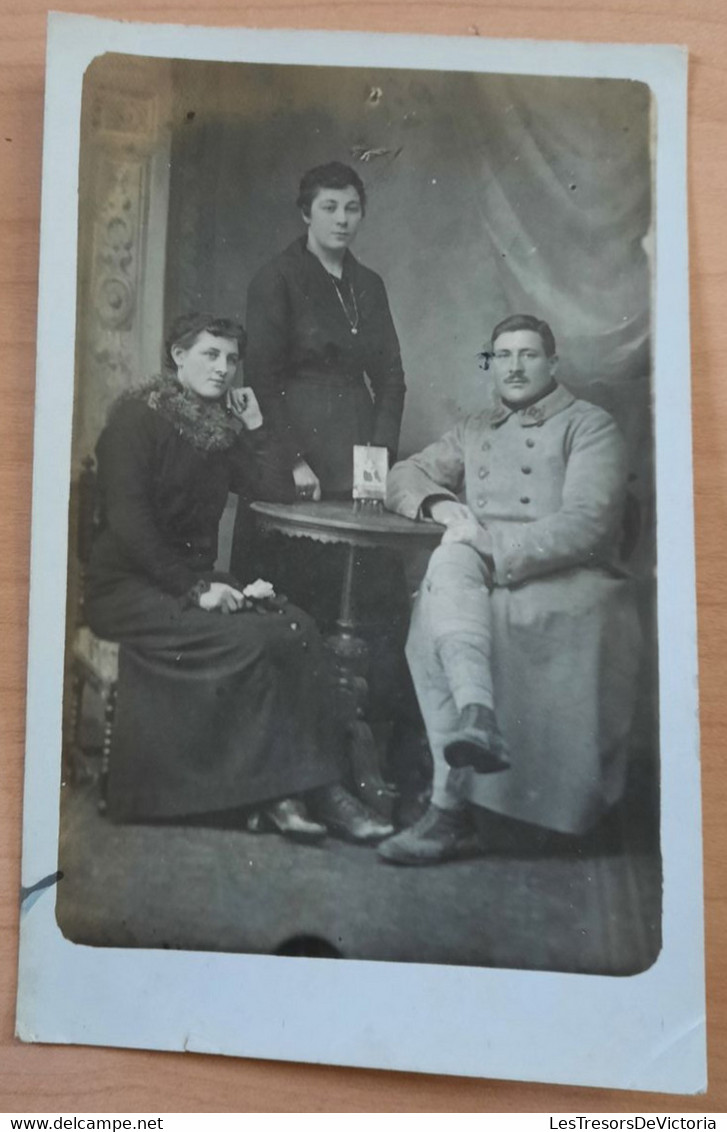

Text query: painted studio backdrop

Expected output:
[61,52,659,973]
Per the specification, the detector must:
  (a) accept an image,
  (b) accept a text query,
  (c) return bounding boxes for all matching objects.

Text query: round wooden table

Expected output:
[250,500,443,817]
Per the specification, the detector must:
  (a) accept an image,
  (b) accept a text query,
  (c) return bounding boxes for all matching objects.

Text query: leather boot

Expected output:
[377,804,479,865]
[309,784,394,844]
[264,797,328,842]
[443,704,510,773]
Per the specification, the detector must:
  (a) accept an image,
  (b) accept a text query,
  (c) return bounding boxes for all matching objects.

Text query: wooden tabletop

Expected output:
[251,499,444,549]
[1,0,725,1115]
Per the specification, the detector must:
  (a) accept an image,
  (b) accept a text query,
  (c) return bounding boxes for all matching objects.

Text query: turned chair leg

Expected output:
[98,683,117,815]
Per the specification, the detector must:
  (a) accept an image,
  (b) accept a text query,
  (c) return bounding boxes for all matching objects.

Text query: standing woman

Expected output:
[234,162,418,804]
[234,160,408,635]
[242,161,406,503]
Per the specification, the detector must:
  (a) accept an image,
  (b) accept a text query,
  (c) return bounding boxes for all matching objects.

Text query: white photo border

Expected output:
[16,13,703,1094]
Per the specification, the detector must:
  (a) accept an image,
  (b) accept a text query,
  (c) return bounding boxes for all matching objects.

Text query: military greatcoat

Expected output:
[386,383,641,834]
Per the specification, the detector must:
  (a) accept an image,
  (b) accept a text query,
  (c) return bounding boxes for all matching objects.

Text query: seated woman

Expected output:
[84,311,393,844]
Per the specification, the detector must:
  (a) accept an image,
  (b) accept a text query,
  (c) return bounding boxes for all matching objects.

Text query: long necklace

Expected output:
[329,273,360,335]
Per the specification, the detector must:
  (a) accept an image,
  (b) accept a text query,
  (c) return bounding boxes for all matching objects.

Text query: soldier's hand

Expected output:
[428,500,473,527]
[441,516,494,558]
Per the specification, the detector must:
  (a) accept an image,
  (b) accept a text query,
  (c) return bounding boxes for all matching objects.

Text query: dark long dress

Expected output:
[234,236,408,617]
[233,238,419,796]
[85,377,339,823]
[243,235,406,496]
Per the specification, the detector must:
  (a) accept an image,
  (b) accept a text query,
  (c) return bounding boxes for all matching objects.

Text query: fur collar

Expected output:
[113,375,242,452]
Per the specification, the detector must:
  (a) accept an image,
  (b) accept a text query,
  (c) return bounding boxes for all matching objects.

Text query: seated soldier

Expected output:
[379,314,641,865]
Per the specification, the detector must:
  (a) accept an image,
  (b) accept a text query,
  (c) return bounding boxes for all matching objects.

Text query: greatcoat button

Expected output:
[477,497,486,508]
[290,621,299,631]
[520,496,530,504]
[526,438,535,448]
[521,466,532,474]
[478,467,488,478]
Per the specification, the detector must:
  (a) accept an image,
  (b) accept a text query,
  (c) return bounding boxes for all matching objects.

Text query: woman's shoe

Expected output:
[264,797,328,842]
[310,784,394,844]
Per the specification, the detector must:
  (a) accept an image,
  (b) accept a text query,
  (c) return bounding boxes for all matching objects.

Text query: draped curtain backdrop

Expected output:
[164,63,653,550]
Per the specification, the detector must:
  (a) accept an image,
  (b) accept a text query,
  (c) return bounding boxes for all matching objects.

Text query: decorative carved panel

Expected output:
[93,155,144,333]
[74,59,171,462]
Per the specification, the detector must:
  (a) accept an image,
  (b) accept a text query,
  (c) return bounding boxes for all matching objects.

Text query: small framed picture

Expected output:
[353,444,389,501]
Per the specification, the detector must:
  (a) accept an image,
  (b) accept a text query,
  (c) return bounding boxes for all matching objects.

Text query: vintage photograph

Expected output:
[52,46,661,977]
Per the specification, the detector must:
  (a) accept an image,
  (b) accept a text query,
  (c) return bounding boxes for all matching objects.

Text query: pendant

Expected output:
[351,327,358,335]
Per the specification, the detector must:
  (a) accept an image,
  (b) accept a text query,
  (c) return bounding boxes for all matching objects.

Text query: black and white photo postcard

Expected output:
[16,12,704,1093]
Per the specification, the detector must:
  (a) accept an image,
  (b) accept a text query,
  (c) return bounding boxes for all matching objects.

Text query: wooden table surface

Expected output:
[0,0,723,1114]
[250,499,446,549]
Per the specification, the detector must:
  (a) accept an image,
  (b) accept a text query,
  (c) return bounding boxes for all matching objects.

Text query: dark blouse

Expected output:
[87,393,294,599]
[244,237,406,494]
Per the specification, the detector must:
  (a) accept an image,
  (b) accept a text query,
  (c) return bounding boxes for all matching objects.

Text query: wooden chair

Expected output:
[67,457,118,810]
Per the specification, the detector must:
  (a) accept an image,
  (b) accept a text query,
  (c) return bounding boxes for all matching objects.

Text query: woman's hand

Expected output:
[292,458,322,502]
[198,582,246,613]
[227,387,264,431]
[428,499,475,527]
